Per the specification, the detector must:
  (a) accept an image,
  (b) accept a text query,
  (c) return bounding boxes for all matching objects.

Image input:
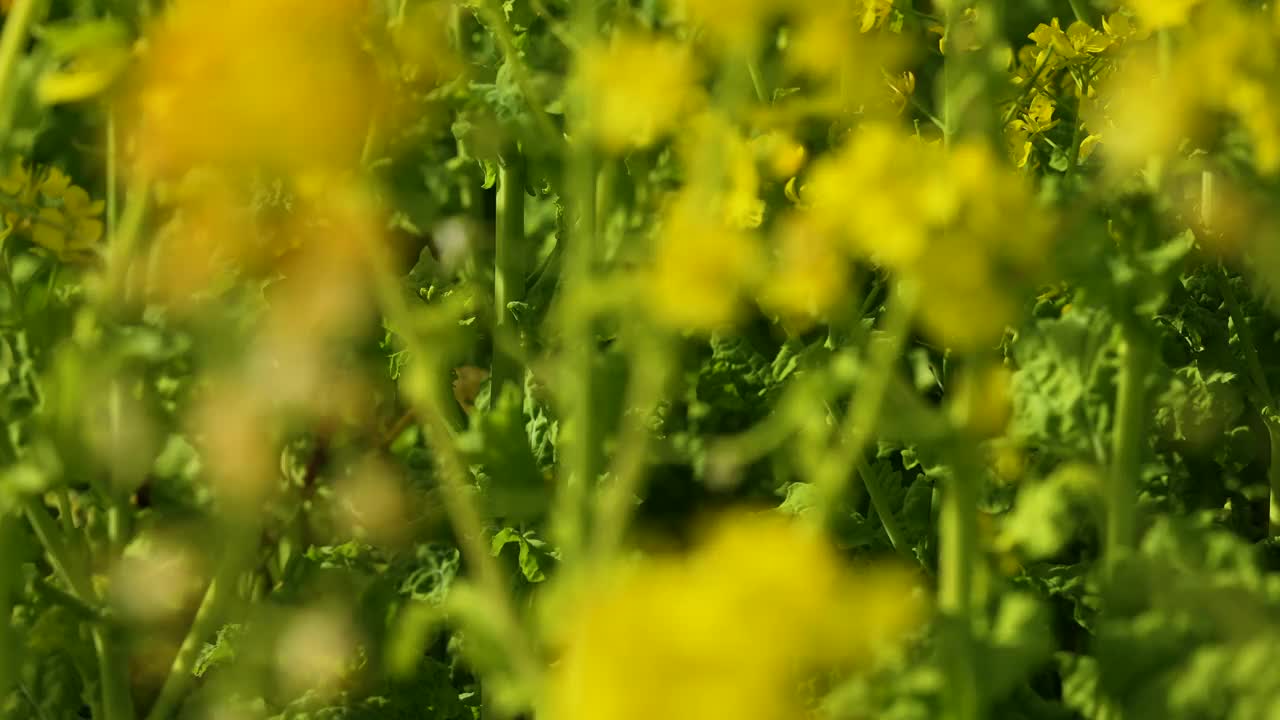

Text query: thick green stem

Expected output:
[938,454,982,720]
[1106,326,1149,571]
[0,0,42,143]
[492,148,527,395]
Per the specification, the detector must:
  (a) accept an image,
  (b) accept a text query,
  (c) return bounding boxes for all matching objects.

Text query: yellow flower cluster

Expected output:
[126,0,380,178]
[572,32,703,153]
[545,512,924,720]
[1126,0,1205,29]
[1003,15,1136,169]
[1087,2,1280,175]
[804,125,1051,348]
[0,160,105,263]
[678,0,893,49]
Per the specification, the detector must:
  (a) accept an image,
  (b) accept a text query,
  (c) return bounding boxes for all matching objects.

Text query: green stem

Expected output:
[938,449,982,720]
[0,0,41,143]
[492,148,527,395]
[1106,325,1149,571]
[816,281,917,521]
[362,225,542,695]
[144,538,248,720]
[25,498,135,720]
[590,336,671,562]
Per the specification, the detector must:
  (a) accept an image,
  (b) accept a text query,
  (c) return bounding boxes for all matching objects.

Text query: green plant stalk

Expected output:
[145,536,250,720]
[815,281,917,525]
[362,229,543,694]
[24,498,135,720]
[0,517,21,704]
[938,460,981,720]
[591,335,671,562]
[0,0,41,143]
[1106,326,1149,571]
[492,148,526,395]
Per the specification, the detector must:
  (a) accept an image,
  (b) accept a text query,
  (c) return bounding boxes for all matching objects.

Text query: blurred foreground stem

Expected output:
[0,0,42,142]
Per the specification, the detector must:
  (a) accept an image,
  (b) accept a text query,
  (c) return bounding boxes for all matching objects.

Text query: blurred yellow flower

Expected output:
[762,219,848,323]
[677,0,779,48]
[1126,0,1204,29]
[648,191,763,332]
[546,511,924,720]
[126,0,380,177]
[573,33,701,152]
[803,125,1050,349]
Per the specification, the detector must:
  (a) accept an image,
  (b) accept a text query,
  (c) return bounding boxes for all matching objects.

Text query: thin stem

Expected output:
[25,498,135,720]
[1106,325,1149,571]
[145,533,252,720]
[362,215,542,693]
[815,281,918,520]
[590,336,671,562]
[492,148,527,395]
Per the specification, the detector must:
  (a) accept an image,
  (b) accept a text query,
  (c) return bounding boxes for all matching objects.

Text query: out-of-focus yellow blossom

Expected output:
[1094,3,1280,175]
[751,132,807,179]
[573,32,701,152]
[126,0,380,177]
[785,5,911,117]
[1127,0,1204,29]
[930,7,983,55]
[648,191,764,332]
[0,160,105,263]
[804,125,1051,349]
[545,511,924,720]
[677,0,779,48]
[762,219,848,323]
[677,113,766,229]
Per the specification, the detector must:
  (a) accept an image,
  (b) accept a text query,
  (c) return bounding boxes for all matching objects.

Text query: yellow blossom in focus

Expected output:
[546,511,925,720]
[0,160,105,263]
[1127,0,1204,29]
[573,33,701,152]
[127,0,380,177]
[648,192,763,332]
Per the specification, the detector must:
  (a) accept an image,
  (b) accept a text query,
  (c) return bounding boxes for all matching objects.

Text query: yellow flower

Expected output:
[1126,0,1204,29]
[573,32,701,152]
[648,191,763,332]
[802,125,1051,349]
[677,0,780,48]
[126,0,380,176]
[761,219,848,323]
[545,512,925,720]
